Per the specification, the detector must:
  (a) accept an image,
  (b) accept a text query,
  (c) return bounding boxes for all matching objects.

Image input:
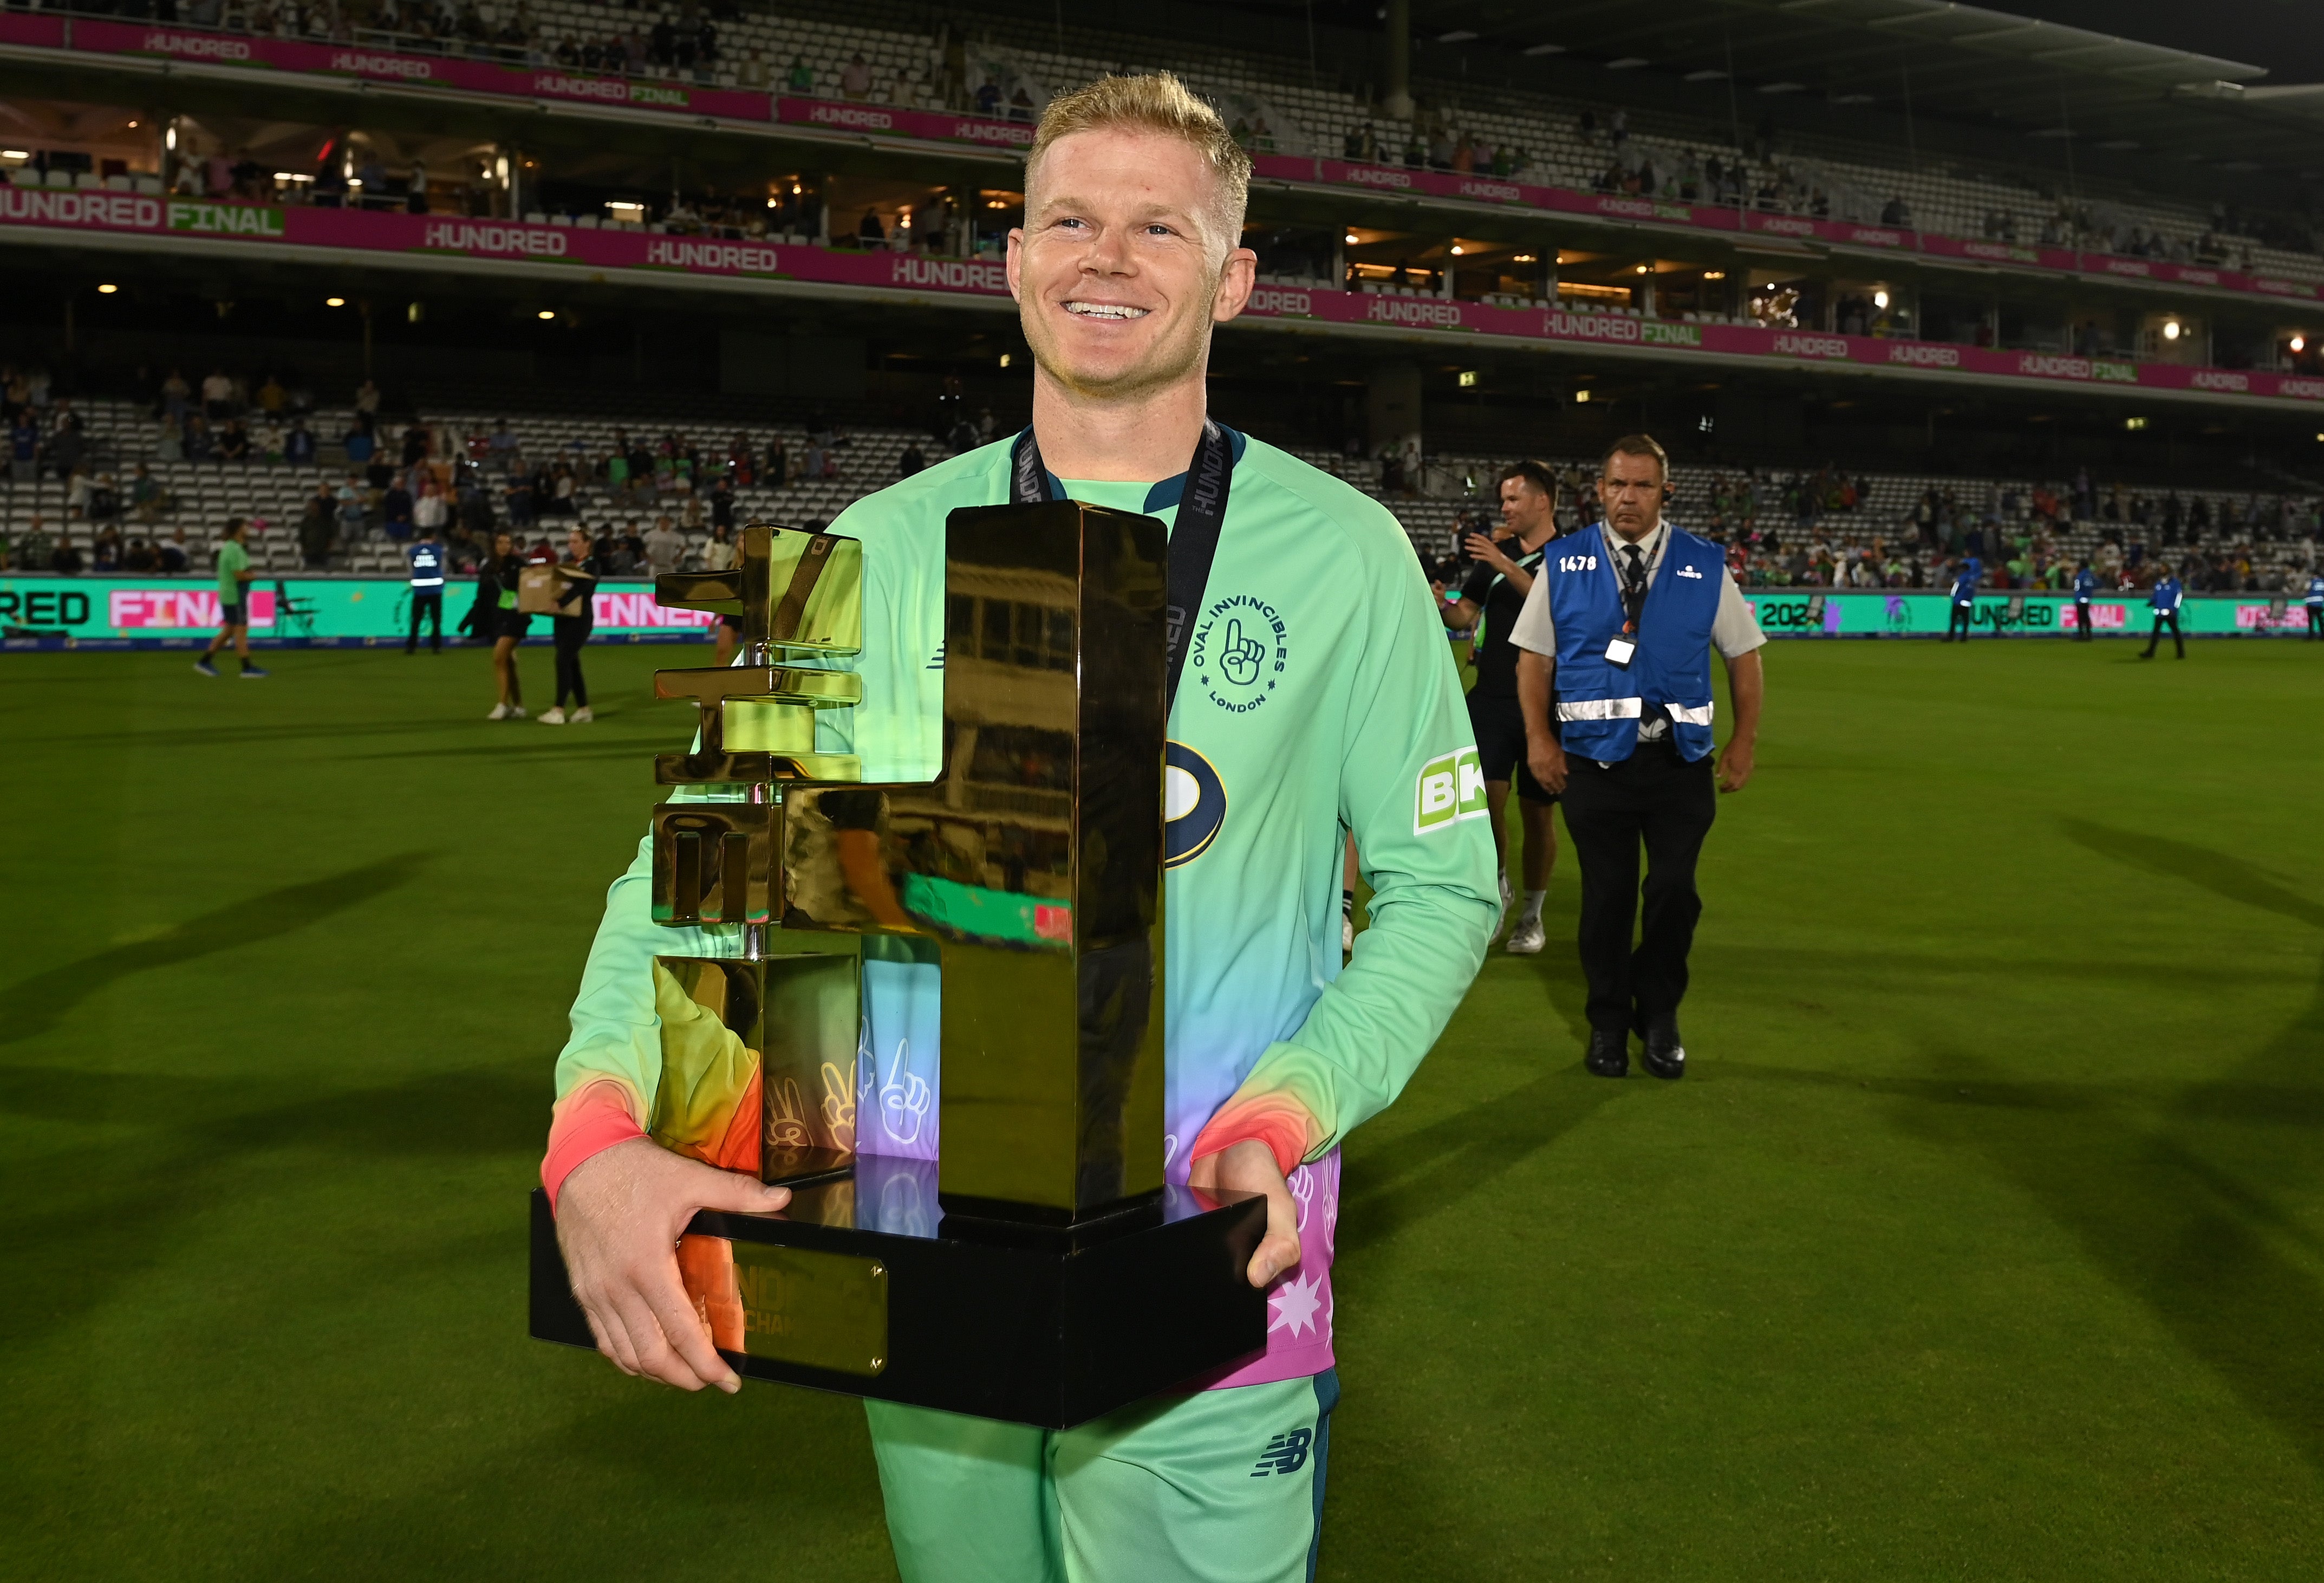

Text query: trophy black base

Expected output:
[529,1164,1270,1430]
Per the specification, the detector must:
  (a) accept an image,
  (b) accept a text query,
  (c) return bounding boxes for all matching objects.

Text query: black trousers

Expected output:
[2143,612,2184,658]
[1560,740,1717,1035]
[406,593,442,653]
[1944,603,1974,640]
[553,615,592,705]
[2307,606,2322,639]
[2074,599,2092,640]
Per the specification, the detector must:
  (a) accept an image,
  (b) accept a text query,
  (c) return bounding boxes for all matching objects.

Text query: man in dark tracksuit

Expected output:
[1513,433,1766,1081]
[1944,556,1982,641]
[2140,571,2185,660]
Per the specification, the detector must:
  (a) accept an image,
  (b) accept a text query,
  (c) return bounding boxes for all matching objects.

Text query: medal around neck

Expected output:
[529,511,1268,1427]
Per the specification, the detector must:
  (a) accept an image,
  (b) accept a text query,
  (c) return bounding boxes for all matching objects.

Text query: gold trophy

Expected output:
[530,507,1267,1426]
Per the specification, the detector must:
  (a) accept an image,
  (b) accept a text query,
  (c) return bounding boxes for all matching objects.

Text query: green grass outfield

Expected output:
[3,637,2320,1582]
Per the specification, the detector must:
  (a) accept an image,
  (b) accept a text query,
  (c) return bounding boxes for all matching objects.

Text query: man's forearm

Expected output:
[1516,650,1556,743]
[1725,650,1763,745]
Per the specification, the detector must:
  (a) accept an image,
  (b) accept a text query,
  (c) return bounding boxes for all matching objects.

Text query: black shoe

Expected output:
[1641,1019,1686,1081]
[1585,1026,1629,1078]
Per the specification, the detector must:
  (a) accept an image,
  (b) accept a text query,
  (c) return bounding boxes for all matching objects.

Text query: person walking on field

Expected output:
[540,526,602,725]
[2140,568,2185,660]
[1512,434,1766,1081]
[2302,569,2323,640]
[194,518,268,678]
[1437,459,1561,953]
[1944,555,1981,642]
[539,72,1497,1583]
[478,530,530,718]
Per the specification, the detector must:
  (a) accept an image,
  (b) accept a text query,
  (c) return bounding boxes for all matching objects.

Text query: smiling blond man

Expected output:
[540,73,1495,1583]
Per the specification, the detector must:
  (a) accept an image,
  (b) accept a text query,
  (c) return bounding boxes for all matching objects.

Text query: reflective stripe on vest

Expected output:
[1557,697,1643,722]
[1665,702,1716,726]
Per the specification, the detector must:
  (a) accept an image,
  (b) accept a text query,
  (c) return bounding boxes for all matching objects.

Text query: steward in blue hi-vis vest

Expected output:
[2150,574,2182,612]
[1542,527,1724,763]
[1951,558,1982,606]
[2306,574,2324,607]
[2073,567,2098,601]
[408,540,446,589]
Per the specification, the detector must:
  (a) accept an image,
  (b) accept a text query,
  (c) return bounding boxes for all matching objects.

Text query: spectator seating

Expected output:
[5,393,2314,593]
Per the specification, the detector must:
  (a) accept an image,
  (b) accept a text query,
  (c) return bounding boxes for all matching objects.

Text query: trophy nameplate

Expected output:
[530,511,1268,1427]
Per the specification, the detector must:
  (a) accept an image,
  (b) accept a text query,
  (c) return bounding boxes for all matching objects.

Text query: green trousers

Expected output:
[867,1370,1339,1583]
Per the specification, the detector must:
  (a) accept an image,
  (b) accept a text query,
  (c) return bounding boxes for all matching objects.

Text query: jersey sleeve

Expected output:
[1191,515,1500,1173]
[543,805,747,1206]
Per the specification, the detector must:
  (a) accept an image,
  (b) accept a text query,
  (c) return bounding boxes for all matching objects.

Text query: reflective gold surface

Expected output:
[654,524,863,654]
[646,507,1170,1225]
[652,803,773,926]
[676,1234,889,1376]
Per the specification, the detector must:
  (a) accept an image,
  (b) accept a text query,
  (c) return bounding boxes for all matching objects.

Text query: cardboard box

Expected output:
[516,563,564,614]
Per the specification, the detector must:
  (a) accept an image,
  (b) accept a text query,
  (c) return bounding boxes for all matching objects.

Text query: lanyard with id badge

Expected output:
[1606,537,1654,669]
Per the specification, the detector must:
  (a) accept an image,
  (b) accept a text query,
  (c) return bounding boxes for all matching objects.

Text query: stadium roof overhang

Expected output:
[1399,0,2321,174]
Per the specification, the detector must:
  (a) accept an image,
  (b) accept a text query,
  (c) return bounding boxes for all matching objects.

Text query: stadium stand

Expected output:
[5,383,2313,596]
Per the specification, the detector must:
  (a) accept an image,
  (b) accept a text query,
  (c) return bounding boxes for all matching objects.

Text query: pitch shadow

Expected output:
[0,853,426,1046]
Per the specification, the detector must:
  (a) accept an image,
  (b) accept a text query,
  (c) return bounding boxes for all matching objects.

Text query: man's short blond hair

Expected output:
[1026,72,1252,258]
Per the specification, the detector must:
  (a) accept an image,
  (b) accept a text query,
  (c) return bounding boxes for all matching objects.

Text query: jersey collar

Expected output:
[1031,425,1249,514]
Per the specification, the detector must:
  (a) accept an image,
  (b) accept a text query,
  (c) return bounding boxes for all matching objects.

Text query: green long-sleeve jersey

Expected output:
[545,426,1497,1386]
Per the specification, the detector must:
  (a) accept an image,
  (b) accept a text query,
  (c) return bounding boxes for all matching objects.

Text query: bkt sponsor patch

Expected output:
[1414,747,1488,834]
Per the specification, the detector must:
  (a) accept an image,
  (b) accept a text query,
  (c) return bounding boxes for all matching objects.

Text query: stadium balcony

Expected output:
[5,0,2320,309]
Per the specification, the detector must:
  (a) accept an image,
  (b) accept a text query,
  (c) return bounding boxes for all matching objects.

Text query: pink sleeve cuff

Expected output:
[542,1081,647,1210]
[1188,1094,1316,1180]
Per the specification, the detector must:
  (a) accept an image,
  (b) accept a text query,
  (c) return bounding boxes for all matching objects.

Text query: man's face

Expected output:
[1008,129,1255,403]
[1598,453,1665,540]
[1499,477,1553,541]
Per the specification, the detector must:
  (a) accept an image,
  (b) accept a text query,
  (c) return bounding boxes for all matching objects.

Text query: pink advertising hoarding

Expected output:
[110,587,277,629]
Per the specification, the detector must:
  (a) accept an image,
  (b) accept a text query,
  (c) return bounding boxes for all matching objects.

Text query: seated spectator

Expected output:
[644,515,683,576]
[214,419,251,463]
[300,484,337,568]
[898,441,926,478]
[16,516,52,571]
[160,528,191,574]
[787,55,814,94]
[287,417,317,465]
[10,407,41,481]
[858,207,886,244]
[50,533,84,575]
[131,464,166,524]
[841,52,873,100]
